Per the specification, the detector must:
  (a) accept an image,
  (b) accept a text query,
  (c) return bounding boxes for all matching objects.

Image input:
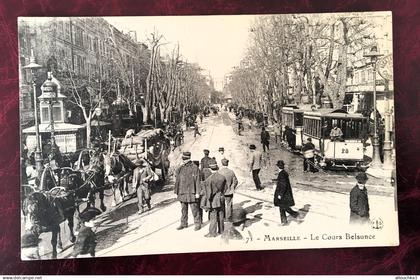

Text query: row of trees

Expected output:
[42,19,213,147]
[226,14,379,123]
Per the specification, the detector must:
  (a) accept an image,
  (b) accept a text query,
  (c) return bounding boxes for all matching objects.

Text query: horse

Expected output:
[103,153,136,206]
[22,189,76,259]
[60,166,107,213]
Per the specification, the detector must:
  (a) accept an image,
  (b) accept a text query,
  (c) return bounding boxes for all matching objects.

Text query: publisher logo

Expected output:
[371,218,384,230]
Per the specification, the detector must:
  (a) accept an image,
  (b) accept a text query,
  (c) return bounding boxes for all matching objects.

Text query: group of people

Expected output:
[174,148,238,237]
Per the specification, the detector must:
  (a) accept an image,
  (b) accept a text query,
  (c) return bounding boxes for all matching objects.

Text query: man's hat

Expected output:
[307,138,312,141]
[203,149,210,154]
[21,232,40,248]
[249,144,256,150]
[79,207,102,222]
[276,160,285,169]
[219,147,225,152]
[134,159,146,167]
[209,159,218,170]
[221,158,229,166]
[182,151,191,160]
[356,172,369,183]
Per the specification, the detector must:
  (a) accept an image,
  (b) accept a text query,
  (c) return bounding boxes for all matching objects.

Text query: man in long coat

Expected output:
[218,158,238,222]
[349,172,370,225]
[174,151,202,230]
[201,161,226,237]
[274,160,299,225]
[260,127,270,152]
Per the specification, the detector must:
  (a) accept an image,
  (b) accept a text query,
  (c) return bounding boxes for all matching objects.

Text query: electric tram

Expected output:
[301,109,369,169]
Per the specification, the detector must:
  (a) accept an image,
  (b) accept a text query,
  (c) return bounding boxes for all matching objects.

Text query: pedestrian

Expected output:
[201,160,226,237]
[249,144,263,190]
[218,158,238,222]
[72,207,100,258]
[199,113,204,123]
[25,159,39,188]
[284,126,296,150]
[132,159,153,214]
[302,138,316,172]
[274,122,281,144]
[273,160,299,225]
[215,147,227,167]
[200,149,211,170]
[194,122,201,138]
[174,151,202,231]
[349,172,370,225]
[260,127,270,152]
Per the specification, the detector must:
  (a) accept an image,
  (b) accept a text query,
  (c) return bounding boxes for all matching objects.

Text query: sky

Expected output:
[104,15,257,91]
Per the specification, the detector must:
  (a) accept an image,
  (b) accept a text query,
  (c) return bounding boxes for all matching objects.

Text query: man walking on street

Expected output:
[201,161,226,237]
[174,151,202,231]
[302,138,316,172]
[249,144,263,190]
[200,149,211,171]
[132,159,153,214]
[261,127,270,152]
[274,122,281,144]
[274,160,299,225]
[194,122,201,138]
[215,147,227,167]
[349,172,370,225]
[218,158,238,222]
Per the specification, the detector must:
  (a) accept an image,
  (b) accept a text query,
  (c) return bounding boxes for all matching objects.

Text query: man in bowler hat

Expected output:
[132,159,154,214]
[218,158,238,222]
[201,160,226,237]
[349,172,370,225]
[174,151,202,230]
[274,160,299,225]
[249,144,263,190]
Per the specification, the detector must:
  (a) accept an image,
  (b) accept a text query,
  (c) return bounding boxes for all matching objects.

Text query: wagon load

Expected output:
[119,128,171,170]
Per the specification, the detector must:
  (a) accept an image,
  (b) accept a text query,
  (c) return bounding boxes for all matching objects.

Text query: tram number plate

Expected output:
[341,148,349,154]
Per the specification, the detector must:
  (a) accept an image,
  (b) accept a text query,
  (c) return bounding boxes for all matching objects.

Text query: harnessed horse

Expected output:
[103,153,136,206]
[22,166,77,259]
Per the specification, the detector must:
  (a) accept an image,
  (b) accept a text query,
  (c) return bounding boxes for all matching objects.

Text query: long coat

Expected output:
[174,161,201,203]
[349,185,370,224]
[218,167,238,196]
[201,172,226,210]
[273,170,295,208]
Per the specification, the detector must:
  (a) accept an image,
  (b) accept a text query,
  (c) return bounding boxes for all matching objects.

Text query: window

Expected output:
[53,105,62,122]
[41,107,49,123]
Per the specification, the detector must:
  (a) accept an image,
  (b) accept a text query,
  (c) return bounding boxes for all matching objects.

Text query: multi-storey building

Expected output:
[19,17,149,153]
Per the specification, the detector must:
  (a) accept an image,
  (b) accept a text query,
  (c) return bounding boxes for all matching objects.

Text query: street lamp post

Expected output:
[23,49,43,172]
[364,46,383,169]
[41,72,58,152]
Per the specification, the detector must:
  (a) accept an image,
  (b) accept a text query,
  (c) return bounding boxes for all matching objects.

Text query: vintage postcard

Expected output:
[19,11,398,260]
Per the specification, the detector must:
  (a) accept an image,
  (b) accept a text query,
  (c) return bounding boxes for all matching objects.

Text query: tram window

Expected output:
[295,114,303,126]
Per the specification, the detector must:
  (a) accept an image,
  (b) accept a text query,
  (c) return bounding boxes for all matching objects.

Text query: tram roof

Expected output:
[303,108,366,119]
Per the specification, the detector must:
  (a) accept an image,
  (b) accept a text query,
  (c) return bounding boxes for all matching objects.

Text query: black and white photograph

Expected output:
[18,11,398,260]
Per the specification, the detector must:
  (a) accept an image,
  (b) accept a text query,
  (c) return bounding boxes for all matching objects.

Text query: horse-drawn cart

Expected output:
[119,128,171,181]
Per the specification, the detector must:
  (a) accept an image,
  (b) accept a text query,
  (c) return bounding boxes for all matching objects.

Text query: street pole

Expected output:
[32,69,43,172]
[23,49,43,173]
[370,60,382,169]
[382,96,393,169]
[364,46,383,169]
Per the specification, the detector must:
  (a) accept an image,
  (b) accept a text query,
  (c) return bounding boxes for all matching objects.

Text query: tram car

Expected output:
[281,106,304,149]
[301,109,369,169]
